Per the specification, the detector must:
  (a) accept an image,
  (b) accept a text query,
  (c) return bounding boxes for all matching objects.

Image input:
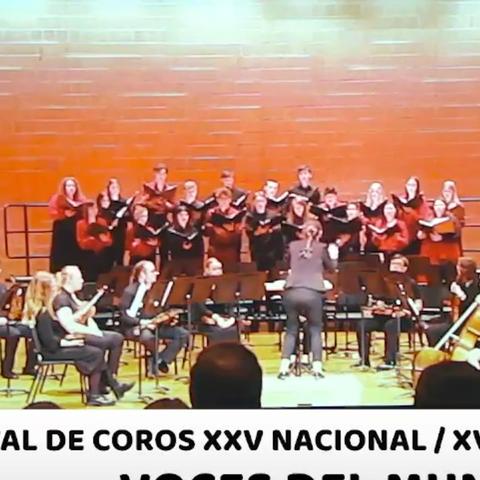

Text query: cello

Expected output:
[412,294,480,386]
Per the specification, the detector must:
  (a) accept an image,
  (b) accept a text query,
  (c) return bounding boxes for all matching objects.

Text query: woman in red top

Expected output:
[48,177,86,273]
[76,200,113,281]
[367,201,409,257]
[393,176,430,254]
[418,198,461,265]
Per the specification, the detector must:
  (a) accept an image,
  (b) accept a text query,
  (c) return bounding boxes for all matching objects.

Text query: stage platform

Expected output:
[0,332,414,409]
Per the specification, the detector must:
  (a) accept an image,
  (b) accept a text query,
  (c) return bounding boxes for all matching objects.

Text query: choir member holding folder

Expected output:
[441,180,465,226]
[164,206,204,276]
[126,205,165,266]
[76,200,113,281]
[281,196,308,254]
[49,177,86,273]
[204,187,245,272]
[334,202,366,259]
[418,198,461,265]
[391,176,429,253]
[102,178,134,267]
[289,164,321,205]
[360,181,387,223]
[310,187,347,244]
[141,163,176,229]
[216,169,249,209]
[178,180,213,228]
[245,192,284,271]
[263,179,289,214]
[367,201,409,256]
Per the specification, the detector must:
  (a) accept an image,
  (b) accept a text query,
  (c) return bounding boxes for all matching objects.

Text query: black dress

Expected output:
[35,310,104,376]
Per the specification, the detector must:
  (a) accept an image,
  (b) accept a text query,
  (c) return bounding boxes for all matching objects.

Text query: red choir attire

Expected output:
[48,194,86,273]
[141,182,176,267]
[289,184,321,205]
[163,225,204,277]
[204,207,244,272]
[392,194,430,254]
[368,219,409,257]
[418,215,462,265]
[126,223,161,266]
[76,217,113,281]
[142,182,176,229]
[245,211,284,272]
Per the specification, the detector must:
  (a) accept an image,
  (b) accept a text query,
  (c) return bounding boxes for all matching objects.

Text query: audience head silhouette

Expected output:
[24,401,62,410]
[415,361,480,408]
[190,342,262,409]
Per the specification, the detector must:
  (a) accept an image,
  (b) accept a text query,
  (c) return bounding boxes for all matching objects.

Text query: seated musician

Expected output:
[29,271,133,406]
[126,204,160,266]
[119,260,189,375]
[356,254,422,369]
[418,198,461,266]
[191,257,240,345]
[52,266,125,378]
[164,206,204,277]
[366,201,409,257]
[289,165,321,205]
[0,283,36,378]
[424,257,480,347]
[245,192,284,272]
[76,200,113,281]
[204,187,244,273]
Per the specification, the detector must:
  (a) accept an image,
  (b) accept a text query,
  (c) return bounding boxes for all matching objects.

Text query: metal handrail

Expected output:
[3,202,49,275]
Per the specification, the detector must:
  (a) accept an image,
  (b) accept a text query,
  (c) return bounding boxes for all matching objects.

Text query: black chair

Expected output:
[27,327,87,405]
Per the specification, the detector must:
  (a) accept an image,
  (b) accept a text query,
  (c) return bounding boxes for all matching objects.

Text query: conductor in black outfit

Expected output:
[278,220,338,379]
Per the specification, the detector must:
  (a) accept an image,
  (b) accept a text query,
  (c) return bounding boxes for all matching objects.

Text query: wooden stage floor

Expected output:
[0,332,415,409]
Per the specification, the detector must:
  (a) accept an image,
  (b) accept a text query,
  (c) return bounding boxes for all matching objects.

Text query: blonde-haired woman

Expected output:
[27,271,133,406]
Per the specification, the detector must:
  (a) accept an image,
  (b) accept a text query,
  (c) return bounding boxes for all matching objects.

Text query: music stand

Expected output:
[136,279,171,403]
[211,274,241,337]
[164,276,194,376]
[355,270,387,371]
[237,272,267,344]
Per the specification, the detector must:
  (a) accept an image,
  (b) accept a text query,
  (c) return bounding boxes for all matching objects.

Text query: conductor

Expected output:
[278,220,338,379]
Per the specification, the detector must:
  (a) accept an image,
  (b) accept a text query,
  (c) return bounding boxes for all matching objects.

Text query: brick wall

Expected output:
[1,0,480,274]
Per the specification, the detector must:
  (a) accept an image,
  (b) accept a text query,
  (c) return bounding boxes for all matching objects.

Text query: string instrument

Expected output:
[150,308,184,327]
[3,285,26,322]
[412,295,480,386]
[76,286,108,325]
